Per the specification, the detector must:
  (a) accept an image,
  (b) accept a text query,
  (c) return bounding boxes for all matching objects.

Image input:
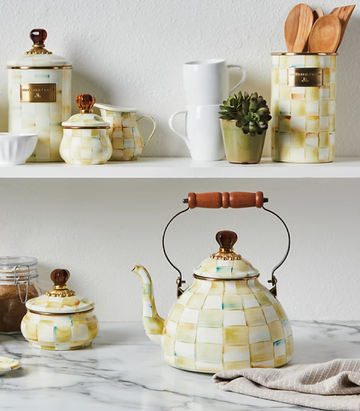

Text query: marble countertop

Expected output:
[0,321,359,411]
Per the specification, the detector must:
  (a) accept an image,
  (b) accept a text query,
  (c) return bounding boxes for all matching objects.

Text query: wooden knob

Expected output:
[30,28,47,46]
[76,94,95,113]
[187,192,266,209]
[216,231,238,251]
[50,269,70,287]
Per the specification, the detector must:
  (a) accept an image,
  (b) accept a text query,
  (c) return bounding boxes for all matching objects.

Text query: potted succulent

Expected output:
[219,92,272,164]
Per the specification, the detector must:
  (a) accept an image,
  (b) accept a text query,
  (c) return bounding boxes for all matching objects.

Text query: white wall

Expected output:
[1,0,360,157]
[1,179,359,322]
[0,1,359,322]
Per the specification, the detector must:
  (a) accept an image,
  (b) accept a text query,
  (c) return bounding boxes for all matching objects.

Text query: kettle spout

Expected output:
[132,264,164,345]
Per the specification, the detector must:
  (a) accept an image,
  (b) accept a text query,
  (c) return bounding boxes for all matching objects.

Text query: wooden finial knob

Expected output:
[30,28,47,46]
[76,94,95,113]
[216,231,238,251]
[50,269,70,287]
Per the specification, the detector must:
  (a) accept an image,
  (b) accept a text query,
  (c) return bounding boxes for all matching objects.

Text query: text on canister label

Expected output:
[287,68,323,87]
[20,84,56,103]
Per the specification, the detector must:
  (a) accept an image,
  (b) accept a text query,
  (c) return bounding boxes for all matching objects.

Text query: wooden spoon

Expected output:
[331,5,356,50]
[308,14,342,53]
[313,8,324,22]
[285,3,314,52]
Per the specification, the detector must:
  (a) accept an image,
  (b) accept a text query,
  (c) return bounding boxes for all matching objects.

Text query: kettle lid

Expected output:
[193,230,259,280]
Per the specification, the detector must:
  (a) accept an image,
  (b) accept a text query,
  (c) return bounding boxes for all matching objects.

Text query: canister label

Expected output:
[20,83,56,103]
[287,68,323,87]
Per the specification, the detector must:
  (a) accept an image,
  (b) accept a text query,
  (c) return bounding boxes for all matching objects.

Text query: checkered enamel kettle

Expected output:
[133,191,293,373]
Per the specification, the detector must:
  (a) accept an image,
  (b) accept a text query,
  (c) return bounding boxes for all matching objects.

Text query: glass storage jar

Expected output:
[0,257,41,334]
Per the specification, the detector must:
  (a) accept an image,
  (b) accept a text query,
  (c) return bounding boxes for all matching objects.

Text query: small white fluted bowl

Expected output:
[0,133,38,165]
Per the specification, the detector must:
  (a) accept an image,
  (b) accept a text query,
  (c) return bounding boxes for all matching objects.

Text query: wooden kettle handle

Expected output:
[187,192,267,209]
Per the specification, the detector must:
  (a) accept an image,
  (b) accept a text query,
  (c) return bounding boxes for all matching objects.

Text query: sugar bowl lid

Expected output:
[26,269,95,314]
[194,231,259,280]
[7,29,71,68]
[62,94,110,128]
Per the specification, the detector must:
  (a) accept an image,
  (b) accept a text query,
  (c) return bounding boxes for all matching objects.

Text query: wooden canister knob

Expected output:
[76,94,95,113]
[50,269,70,287]
[30,28,47,46]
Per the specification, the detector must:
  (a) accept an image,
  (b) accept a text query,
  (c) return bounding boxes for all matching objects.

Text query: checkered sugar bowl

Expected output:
[21,269,98,350]
[271,53,336,163]
[60,94,112,165]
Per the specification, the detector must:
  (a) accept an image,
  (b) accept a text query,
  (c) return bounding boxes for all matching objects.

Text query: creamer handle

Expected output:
[137,115,156,146]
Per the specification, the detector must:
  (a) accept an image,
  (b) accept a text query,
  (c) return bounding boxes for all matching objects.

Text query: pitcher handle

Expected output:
[168,111,191,150]
[137,115,157,146]
[227,64,247,94]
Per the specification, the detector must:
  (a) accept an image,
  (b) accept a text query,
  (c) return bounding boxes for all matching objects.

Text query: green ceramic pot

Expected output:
[220,119,266,164]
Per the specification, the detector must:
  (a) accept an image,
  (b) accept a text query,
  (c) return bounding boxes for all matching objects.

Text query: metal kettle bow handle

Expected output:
[162,192,291,298]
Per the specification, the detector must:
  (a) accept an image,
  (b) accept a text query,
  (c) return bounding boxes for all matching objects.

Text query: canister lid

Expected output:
[7,29,71,69]
[26,269,95,314]
[194,231,259,280]
[62,94,110,128]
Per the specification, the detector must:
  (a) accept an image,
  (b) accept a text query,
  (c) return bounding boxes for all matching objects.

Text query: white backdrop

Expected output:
[1,178,359,322]
[0,1,359,322]
[1,0,360,157]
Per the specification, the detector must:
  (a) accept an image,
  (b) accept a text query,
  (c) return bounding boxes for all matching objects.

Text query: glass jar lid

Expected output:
[0,256,38,281]
[194,231,259,280]
[62,94,110,129]
[26,269,95,314]
[7,29,71,69]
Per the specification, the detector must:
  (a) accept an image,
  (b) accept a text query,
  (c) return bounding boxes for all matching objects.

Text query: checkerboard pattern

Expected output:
[60,128,113,165]
[195,255,258,279]
[8,68,71,162]
[21,310,98,350]
[26,294,94,313]
[99,110,144,161]
[271,54,336,163]
[162,278,293,373]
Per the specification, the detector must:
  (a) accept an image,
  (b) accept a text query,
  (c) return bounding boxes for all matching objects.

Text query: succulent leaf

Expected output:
[218,91,272,135]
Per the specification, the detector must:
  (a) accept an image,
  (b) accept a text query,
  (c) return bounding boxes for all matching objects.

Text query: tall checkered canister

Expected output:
[7,29,72,162]
[271,53,336,163]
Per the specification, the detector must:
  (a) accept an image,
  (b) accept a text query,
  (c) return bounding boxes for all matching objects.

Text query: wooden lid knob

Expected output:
[216,231,238,251]
[50,269,70,287]
[30,28,47,46]
[76,94,95,113]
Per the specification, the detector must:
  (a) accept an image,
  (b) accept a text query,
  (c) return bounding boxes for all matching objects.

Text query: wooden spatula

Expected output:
[285,3,314,52]
[330,5,356,50]
[313,8,324,22]
[308,14,342,53]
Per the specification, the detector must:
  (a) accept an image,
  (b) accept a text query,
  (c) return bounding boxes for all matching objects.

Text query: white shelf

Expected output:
[0,157,359,179]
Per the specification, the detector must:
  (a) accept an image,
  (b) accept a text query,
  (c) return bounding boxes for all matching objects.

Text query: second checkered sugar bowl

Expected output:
[133,191,294,373]
[21,268,98,350]
[60,94,112,165]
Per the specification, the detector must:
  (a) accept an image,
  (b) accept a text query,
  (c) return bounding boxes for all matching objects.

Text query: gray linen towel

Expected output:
[214,359,360,411]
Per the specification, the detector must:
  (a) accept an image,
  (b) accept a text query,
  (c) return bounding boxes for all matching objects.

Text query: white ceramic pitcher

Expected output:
[183,59,246,105]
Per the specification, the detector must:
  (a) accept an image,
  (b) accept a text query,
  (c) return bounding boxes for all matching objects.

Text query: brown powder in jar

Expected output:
[0,283,39,333]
